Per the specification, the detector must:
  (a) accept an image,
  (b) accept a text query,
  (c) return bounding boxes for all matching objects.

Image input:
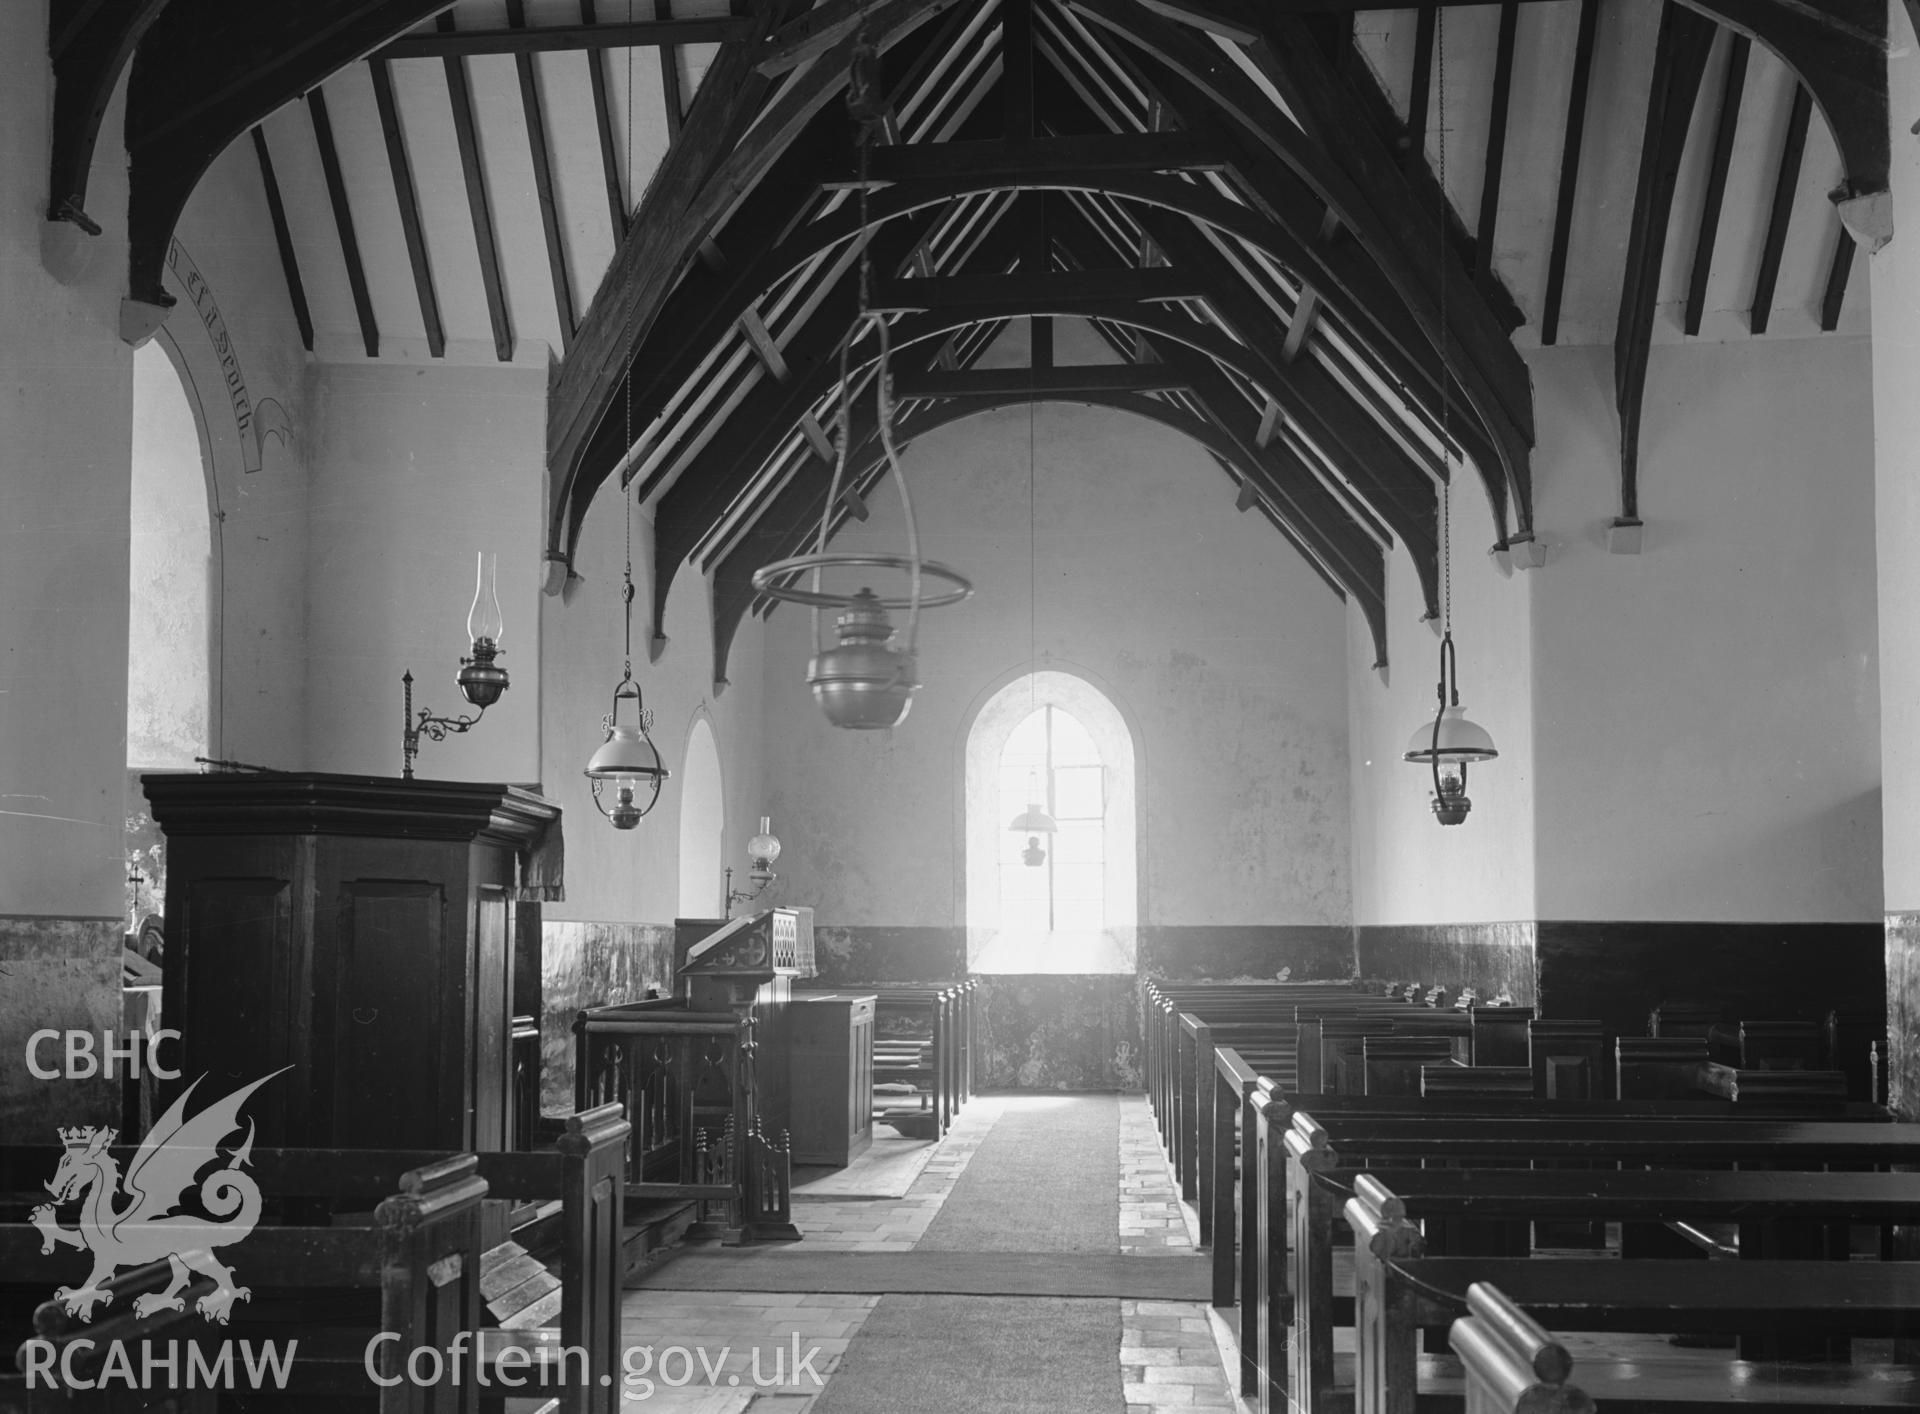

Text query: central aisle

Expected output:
[625,1095,1240,1414]
[914,1094,1120,1253]
[813,1095,1124,1414]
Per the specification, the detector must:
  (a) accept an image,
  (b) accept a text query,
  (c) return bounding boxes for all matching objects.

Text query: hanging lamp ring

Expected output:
[753,553,972,610]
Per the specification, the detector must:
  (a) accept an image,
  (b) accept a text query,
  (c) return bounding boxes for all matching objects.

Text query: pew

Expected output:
[1420,1066,1533,1098]
[1463,1006,1532,1069]
[10,1155,488,1412]
[863,984,974,1136]
[1155,982,1387,1211]
[1278,1112,1920,1414]
[1446,1283,1592,1414]
[1447,1280,1920,1414]
[1351,1201,1920,1414]
[1,1105,628,1414]
[1528,1020,1606,1100]
[1363,1037,1456,1096]
[1241,1089,1760,1408]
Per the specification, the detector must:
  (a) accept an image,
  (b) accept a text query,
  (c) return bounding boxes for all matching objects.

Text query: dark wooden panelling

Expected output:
[1534,920,1885,1042]
[1354,922,1538,1005]
[180,877,295,1138]
[331,881,446,1150]
[1136,925,1354,981]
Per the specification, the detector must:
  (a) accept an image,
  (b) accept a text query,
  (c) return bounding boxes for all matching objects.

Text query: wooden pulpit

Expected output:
[142,771,561,1152]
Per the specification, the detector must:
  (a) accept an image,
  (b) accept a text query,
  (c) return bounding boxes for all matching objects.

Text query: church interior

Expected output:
[4,0,1920,1410]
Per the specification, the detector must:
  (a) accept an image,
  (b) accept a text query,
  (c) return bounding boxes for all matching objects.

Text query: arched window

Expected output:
[965,671,1136,974]
[677,717,725,917]
[127,339,213,768]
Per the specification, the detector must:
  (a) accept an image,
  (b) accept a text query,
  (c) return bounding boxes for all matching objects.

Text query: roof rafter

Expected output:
[1749,83,1812,335]
[1684,33,1750,337]
[1540,0,1600,346]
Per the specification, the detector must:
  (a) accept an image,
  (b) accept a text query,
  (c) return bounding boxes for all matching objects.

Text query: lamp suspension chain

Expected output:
[1396,2,1495,827]
[749,31,973,729]
[623,0,637,682]
[578,0,669,832]
[1028,311,1038,711]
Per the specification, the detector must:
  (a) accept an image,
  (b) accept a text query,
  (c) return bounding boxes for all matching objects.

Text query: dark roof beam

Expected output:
[1749,83,1812,334]
[307,87,379,359]
[440,14,515,362]
[377,16,750,59]
[369,56,446,357]
[507,0,580,344]
[1475,3,1519,280]
[578,0,629,243]
[874,266,1210,310]
[1684,33,1750,337]
[827,132,1228,185]
[1540,0,1599,346]
[1821,228,1857,331]
[250,126,315,352]
[1615,3,1716,524]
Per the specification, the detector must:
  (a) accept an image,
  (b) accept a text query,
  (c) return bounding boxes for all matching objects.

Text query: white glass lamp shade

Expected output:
[1401,704,1498,765]
[585,724,668,831]
[747,816,782,876]
[1008,804,1058,834]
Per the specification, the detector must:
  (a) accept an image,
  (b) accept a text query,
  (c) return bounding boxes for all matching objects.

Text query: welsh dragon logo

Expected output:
[31,1068,285,1324]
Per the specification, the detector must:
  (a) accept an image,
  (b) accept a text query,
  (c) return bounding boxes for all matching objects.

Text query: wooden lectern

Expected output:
[142,771,561,1152]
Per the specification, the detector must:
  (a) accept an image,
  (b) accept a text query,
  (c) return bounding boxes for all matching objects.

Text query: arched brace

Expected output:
[46,0,171,228]
[1060,0,1534,540]
[1675,0,1891,250]
[123,1,452,310]
[708,391,1388,686]
[558,167,1502,567]
[654,278,1402,651]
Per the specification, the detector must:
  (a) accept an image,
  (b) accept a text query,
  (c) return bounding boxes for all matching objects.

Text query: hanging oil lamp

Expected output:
[750,33,970,729]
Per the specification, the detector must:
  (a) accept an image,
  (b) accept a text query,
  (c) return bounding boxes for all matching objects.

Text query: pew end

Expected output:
[1448,1283,1593,1414]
